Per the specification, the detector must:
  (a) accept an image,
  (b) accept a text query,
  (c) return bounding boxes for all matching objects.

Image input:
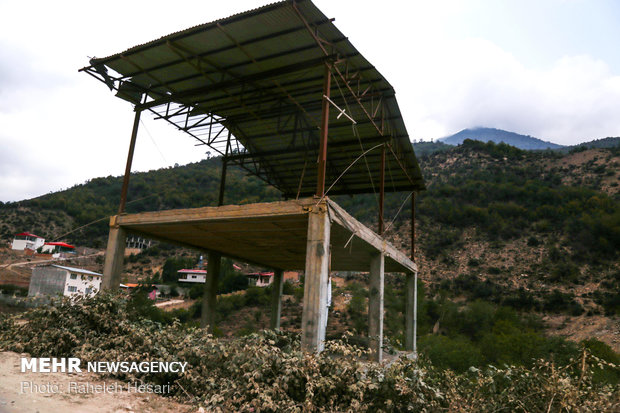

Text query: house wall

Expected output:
[28,267,67,297]
[12,237,45,251]
[28,267,102,298]
[40,244,55,253]
[178,273,206,283]
[64,271,102,297]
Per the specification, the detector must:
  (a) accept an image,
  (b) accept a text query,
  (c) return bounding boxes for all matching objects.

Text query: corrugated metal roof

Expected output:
[178,269,207,274]
[15,232,43,238]
[44,242,75,248]
[82,0,425,196]
[51,265,102,276]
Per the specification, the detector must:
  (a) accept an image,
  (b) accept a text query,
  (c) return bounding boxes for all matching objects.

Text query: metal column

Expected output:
[118,109,142,214]
[316,64,331,197]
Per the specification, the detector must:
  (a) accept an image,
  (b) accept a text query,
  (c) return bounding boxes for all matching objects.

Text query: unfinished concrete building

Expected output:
[81,0,425,361]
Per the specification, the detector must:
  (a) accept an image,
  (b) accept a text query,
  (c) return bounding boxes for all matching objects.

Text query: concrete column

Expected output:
[270,269,284,330]
[201,251,221,333]
[405,271,417,353]
[301,206,331,353]
[102,219,126,291]
[368,253,384,362]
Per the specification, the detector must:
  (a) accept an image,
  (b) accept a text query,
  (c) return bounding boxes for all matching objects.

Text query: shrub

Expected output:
[1,294,618,411]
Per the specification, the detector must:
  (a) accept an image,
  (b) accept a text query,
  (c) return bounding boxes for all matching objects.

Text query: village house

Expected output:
[177,269,207,283]
[247,272,273,287]
[11,232,45,251]
[28,264,102,298]
[41,242,76,256]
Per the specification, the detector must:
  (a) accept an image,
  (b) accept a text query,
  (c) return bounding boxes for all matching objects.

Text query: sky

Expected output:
[1,0,619,202]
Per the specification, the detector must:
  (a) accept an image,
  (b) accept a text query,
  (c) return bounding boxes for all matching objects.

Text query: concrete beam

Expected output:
[270,269,284,330]
[201,251,221,333]
[368,253,384,362]
[301,205,331,353]
[102,220,126,291]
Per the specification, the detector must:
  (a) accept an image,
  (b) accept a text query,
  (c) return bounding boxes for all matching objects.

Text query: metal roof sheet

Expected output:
[82,0,425,196]
[51,265,102,276]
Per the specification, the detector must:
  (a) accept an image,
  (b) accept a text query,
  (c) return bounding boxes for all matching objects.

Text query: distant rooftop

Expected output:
[50,265,102,276]
[15,232,43,238]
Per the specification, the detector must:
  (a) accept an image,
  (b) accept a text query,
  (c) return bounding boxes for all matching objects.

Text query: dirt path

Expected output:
[1,251,104,271]
[0,352,197,413]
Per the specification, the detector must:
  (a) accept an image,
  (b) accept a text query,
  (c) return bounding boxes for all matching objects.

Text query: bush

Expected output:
[1,294,618,411]
[419,335,484,372]
[543,289,584,315]
[0,284,28,297]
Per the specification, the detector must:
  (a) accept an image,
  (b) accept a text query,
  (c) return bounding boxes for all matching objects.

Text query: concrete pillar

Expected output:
[405,271,417,354]
[102,219,126,291]
[201,251,221,333]
[270,269,284,330]
[368,253,384,362]
[301,206,331,353]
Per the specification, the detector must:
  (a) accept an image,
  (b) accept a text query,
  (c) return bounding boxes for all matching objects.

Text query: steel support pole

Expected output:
[378,144,385,235]
[413,192,417,357]
[411,193,416,260]
[413,269,418,356]
[405,193,418,355]
[316,63,331,197]
[118,109,142,214]
[218,130,232,206]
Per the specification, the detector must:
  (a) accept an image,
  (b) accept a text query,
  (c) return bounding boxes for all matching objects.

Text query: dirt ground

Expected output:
[0,352,198,413]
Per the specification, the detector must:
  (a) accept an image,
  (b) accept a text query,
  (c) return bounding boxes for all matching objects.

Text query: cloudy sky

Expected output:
[1,0,619,202]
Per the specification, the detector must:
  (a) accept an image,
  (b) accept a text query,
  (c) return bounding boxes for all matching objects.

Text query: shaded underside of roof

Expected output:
[82,0,425,197]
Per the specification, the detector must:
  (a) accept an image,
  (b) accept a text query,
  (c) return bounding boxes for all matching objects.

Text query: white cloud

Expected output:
[1,0,619,202]
[398,38,620,144]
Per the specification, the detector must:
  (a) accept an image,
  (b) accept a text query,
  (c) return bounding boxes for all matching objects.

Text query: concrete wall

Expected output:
[28,267,67,297]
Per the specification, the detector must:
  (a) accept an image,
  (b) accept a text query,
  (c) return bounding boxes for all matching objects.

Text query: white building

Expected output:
[28,265,102,298]
[41,242,76,258]
[247,272,273,287]
[11,232,45,251]
[178,269,207,283]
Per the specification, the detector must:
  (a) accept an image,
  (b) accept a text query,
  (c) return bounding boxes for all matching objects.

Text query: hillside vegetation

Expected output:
[1,293,618,412]
[1,139,619,351]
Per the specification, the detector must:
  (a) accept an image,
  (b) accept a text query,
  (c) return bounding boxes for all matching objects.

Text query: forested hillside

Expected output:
[1,138,619,389]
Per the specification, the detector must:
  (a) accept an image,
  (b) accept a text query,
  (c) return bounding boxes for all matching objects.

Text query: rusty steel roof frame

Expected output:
[80,0,425,199]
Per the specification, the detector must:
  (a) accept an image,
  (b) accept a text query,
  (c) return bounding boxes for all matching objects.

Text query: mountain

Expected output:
[440,127,564,150]
[558,136,620,153]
